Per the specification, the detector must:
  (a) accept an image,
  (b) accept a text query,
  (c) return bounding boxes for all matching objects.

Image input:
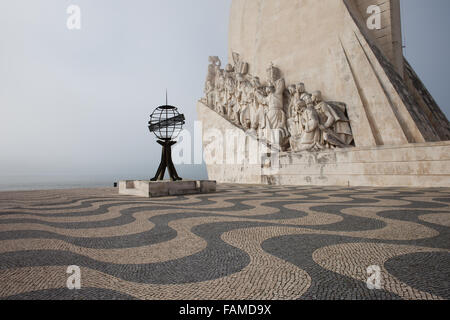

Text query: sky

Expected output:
[0,0,449,189]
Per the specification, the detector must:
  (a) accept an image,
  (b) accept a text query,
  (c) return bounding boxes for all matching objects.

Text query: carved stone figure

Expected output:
[286,85,296,117]
[292,95,322,151]
[229,74,244,125]
[239,80,253,129]
[205,80,215,107]
[206,56,221,92]
[202,53,354,153]
[214,70,226,115]
[296,83,306,95]
[249,76,266,132]
[287,85,307,149]
[224,71,236,116]
[312,91,353,148]
[287,85,299,135]
[265,77,289,148]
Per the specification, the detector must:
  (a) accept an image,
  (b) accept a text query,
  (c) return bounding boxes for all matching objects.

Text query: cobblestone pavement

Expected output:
[0,184,449,300]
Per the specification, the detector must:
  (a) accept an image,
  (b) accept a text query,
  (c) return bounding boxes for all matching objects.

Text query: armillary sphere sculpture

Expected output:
[148,99,185,182]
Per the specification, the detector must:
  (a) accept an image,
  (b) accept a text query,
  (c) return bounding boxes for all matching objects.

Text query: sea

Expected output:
[0,175,118,192]
[0,169,208,191]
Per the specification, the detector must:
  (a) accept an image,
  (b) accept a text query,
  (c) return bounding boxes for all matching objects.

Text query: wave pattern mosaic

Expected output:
[0,185,449,300]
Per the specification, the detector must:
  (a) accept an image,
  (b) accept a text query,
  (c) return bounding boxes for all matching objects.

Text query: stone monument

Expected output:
[119,100,216,198]
[197,0,450,187]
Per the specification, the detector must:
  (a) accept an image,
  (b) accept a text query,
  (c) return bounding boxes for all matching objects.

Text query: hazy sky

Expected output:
[0,0,449,187]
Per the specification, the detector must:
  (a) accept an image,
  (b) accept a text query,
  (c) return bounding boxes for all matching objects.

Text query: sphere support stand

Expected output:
[151,140,182,182]
[118,101,216,198]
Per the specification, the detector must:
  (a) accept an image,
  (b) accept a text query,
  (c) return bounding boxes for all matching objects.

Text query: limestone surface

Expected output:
[228,0,450,144]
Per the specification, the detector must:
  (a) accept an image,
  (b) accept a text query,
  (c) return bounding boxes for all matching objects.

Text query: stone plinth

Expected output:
[267,142,450,188]
[119,180,216,198]
[205,141,450,188]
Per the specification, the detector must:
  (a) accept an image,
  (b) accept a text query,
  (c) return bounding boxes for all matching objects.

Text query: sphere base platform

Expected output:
[118,180,216,198]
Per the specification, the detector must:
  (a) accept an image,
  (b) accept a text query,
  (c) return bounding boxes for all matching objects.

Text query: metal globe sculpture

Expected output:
[148,103,185,182]
[148,105,185,141]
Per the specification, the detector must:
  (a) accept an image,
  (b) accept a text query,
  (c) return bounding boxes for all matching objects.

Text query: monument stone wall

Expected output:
[198,101,450,188]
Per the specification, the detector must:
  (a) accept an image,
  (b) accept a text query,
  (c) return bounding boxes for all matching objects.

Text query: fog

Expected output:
[0,0,449,190]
